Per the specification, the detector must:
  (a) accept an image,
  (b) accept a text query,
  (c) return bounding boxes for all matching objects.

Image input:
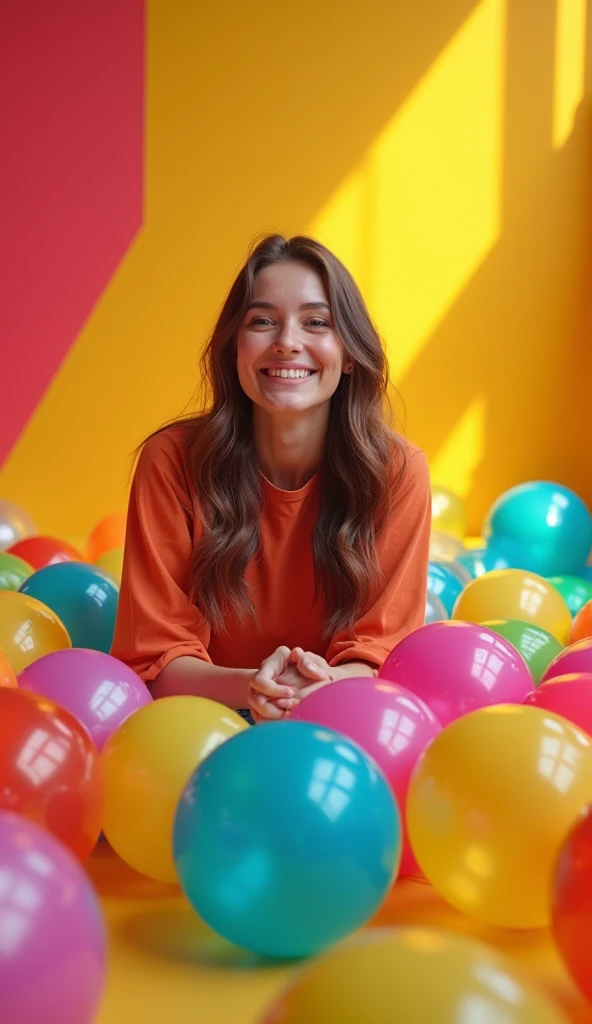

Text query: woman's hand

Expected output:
[248,646,334,722]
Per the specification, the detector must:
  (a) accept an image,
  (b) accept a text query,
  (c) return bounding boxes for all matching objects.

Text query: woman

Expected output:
[111,234,431,722]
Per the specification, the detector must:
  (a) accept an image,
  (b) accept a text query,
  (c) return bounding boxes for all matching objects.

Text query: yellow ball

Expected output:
[0,590,71,672]
[431,486,467,540]
[452,568,572,643]
[407,705,592,928]
[261,926,567,1023]
[93,546,124,585]
[429,530,464,562]
[101,695,248,883]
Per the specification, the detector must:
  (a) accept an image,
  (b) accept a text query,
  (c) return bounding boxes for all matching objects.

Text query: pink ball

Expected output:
[0,810,106,1024]
[18,648,152,749]
[540,637,592,684]
[290,677,441,876]
[523,672,592,736]
[379,621,533,727]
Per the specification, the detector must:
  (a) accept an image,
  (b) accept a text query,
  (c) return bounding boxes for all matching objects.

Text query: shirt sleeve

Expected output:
[110,430,212,684]
[325,447,431,672]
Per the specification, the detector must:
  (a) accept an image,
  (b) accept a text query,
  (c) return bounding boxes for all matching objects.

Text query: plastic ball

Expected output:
[482,619,563,685]
[0,811,107,1024]
[20,561,119,654]
[87,512,126,562]
[260,926,567,1024]
[431,485,467,539]
[548,575,592,617]
[523,673,592,734]
[0,688,103,860]
[425,591,447,624]
[0,550,34,591]
[380,621,532,727]
[8,535,83,569]
[452,569,572,643]
[456,546,510,578]
[290,677,441,874]
[0,591,71,672]
[569,601,592,644]
[0,649,17,688]
[429,530,464,562]
[540,637,592,683]
[552,805,592,1002]
[483,482,592,578]
[93,546,124,584]
[0,499,36,552]
[407,705,592,927]
[427,562,464,616]
[102,696,247,883]
[18,648,152,750]
[174,721,400,957]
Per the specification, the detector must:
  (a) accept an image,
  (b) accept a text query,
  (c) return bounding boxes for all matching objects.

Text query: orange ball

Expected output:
[86,512,126,562]
[569,600,592,644]
[0,649,17,688]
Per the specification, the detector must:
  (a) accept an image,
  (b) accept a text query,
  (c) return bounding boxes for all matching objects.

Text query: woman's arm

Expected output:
[152,654,295,708]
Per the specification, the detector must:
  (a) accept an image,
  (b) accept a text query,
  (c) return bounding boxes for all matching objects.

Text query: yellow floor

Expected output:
[91,843,592,1024]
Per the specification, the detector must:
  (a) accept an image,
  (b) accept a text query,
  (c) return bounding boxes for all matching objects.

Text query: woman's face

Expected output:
[235,261,352,417]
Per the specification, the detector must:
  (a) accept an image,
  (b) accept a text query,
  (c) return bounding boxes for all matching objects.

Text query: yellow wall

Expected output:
[2,0,591,543]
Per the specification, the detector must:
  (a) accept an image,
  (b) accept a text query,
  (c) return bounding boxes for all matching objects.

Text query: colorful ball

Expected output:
[569,601,592,644]
[0,590,71,672]
[429,531,464,563]
[0,649,17,688]
[427,562,464,616]
[87,512,126,562]
[407,705,592,927]
[483,481,592,577]
[93,546,124,584]
[425,591,447,624]
[0,811,107,1024]
[173,721,400,957]
[0,550,34,591]
[260,927,567,1024]
[380,621,532,727]
[431,485,467,539]
[0,499,36,553]
[18,648,152,750]
[102,696,247,883]
[523,673,592,735]
[452,569,572,643]
[552,805,592,1002]
[0,688,103,860]
[20,561,119,653]
[456,546,510,579]
[8,535,83,569]
[540,637,592,683]
[290,677,441,875]
[548,575,592,617]
[482,619,563,685]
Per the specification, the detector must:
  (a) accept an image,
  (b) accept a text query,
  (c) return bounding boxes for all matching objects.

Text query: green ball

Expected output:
[0,551,34,591]
[547,575,592,617]
[481,619,563,685]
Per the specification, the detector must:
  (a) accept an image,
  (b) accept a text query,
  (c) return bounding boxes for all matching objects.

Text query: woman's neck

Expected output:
[253,408,328,491]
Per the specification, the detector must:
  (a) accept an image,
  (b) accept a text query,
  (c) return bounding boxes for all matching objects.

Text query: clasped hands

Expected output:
[247,645,336,723]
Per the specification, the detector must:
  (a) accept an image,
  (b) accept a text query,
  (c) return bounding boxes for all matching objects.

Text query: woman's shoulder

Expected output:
[135,418,204,494]
[387,432,429,485]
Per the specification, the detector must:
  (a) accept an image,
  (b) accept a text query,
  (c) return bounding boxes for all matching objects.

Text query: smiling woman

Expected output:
[111,235,432,722]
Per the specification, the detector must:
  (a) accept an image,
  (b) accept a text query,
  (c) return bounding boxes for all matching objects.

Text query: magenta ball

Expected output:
[290,677,441,876]
[523,673,592,735]
[18,648,152,749]
[0,810,106,1024]
[379,621,533,727]
[540,637,592,684]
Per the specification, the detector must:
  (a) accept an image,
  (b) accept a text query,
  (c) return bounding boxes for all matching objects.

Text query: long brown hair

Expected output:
[158,234,406,637]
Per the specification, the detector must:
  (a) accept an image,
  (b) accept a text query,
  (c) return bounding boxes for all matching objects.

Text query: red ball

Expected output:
[552,805,592,1000]
[7,535,83,569]
[0,687,104,860]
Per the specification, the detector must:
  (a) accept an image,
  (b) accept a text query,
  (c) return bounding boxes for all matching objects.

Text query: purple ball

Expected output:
[0,811,106,1024]
[18,647,152,749]
[379,620,533,726]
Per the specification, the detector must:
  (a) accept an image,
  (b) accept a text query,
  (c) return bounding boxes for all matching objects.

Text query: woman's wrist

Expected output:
[329,661,377,681]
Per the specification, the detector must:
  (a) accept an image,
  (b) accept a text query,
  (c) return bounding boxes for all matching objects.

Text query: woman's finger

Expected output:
[294,649,332,680]
[248,690,286,720]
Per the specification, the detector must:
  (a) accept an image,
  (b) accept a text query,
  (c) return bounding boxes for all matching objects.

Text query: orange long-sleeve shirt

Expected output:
[111,425,431,684]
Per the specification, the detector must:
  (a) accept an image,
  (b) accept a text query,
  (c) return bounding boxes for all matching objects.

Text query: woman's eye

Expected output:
[308,318,330,328]
[249,316,274,326]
